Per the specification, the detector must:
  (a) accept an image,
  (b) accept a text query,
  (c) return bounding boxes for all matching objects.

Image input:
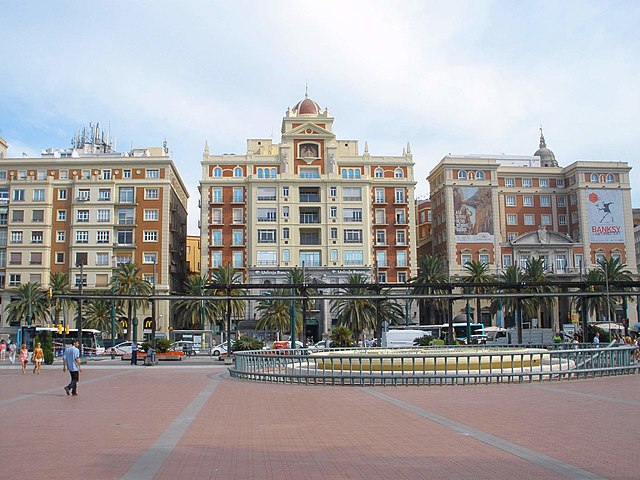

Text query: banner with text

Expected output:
[586,189,624,243]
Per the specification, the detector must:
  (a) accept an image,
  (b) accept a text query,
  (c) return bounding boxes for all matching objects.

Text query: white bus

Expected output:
[20,326,105,356]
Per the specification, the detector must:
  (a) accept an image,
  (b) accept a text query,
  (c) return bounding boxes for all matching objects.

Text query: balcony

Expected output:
[300,193,320,202]
[300,213,320,224]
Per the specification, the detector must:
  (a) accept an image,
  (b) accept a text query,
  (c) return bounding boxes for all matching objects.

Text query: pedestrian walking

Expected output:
[593,332,600,346]
[62,340,81,396]
[32,342,44,374]
[8,341,17,364]
[19,344,29,374]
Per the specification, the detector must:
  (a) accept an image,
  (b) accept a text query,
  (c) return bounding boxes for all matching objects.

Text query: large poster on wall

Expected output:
[586,189,625,243]
[453,186,494,243]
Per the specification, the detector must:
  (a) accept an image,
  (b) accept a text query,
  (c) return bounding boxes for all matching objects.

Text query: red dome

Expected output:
[294,96,321,115]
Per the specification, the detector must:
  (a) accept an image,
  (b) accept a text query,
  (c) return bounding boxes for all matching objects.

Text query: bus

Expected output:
[387,323,486,344]
[20,326,105,356]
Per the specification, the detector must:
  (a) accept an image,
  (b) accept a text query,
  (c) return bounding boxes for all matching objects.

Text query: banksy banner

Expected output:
[586,189,624,243]
[453,186,494,243]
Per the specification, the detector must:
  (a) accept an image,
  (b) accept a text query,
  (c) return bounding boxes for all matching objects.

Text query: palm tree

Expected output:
[522,257,557,330]
[378,288,405,326]
[256,288,301,336]
[331,274,377,342]
[49,272,74,326]
[209,265,247,342]
[411,254,449,324]
[84,292,125,333]
[597,257,633,324]
[489,265,532,328]
[173,275,217,329]
[286,267,318,344]
[110,262,151,340]
[5,282,49,326]
[574,268,605,323]
[462,260,493,325]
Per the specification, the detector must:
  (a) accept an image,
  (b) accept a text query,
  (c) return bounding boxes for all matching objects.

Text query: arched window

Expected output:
[590,173,598,182]
[341,170,348,179]
[355,170,361,179]
[476,171,485,180]
[375,168,384,178]
[606,173,614,183]
[458,170,467,180]
[213,167,222,177]
[271,168,277,177]
[394,168,403,178]
[257,168,264,178]
[234,167,242,177]
[348,169,354,179]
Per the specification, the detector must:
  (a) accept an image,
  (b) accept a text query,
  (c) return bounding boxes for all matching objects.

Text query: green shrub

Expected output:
[35,331,54,365]
[432,339,445,346]
[330,326,355,348]
[231,336,264,352]
[155,338,172,353]
[414,335,434,346]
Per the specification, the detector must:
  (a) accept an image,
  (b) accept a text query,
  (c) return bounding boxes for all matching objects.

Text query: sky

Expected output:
[1,0,639,235]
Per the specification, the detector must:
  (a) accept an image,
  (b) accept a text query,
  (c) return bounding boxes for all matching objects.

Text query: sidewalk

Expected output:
[1,361,638,479]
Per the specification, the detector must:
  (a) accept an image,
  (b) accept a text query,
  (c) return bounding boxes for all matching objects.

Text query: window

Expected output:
[343,208,362,222]
[31,231,43,244]
[574,254,583,271]
[12,210,24,223]
[508,232,517,241]
[257,251,277,266]
[33,189,45,201]
[590,173,598,182]
[143,231,158,242]
[505,178,515,188]
[570,193,577,205]
[556,178,565,187]
[232,251,243,267]
[96,230,110,243]
[18,170,26,180]
[329,186,337,197]
[342,187,362,202]
[330,227,338,240]
[506,195,516,206]
[232,208,243,224]
[58,189,68,200]
[343,250,363,265]
[330,249,338,262]
[75,231,89,243]
[394,168,403,178]
[145,188,159,200]
[77,210,89,222]
[57,231,66,242]
[211,251,222,268]
[213,167,222,177]
[396,230,406,245]
[539,178,549,188]
[300,167,319,179]
[395,210,406,225]
[144,209,158,221]
[117,230,133,245]
[146,169,160,179]
[257,187,276,201]
[96,253,110,266]
[282,227,289,240]
[211,230,223,246]
[395,188,405,204]
[540,196,550,207]
[234,167,243,178]
[507,214,517,225]
[282,206,289,218]
[375,209,386,224]
[557,196,566,207]
[458,170,467,180]
[523,196,533,207]
[559,214,567,225]
[375,168,384,178]
[377,272,387,283]
[98,189,111,201]
[476,171,485,180]
[55,252,65,264]
[117,208,134,225]
[541,214,552,225]
[300,251,321,267]
[141,252,157,264]
[13,189,24,201]
[10,252,22,265]
[9,274,21,286]
[376,230,386,245]
[232,187,244,203]
[461,253,472,266]
[233,230,243,246]
[330,206,337,218]
[211,208,223,224]
[119,187,134,203]
[479,253,489,265]
[396,251,407,267]
[397,272,408,283]
[123,169,132,179]
[522,178,532,188]
[0,171,6,179]
[344,229,363,243]
[81,169,90,180]
[282,186,289,197]
[606,174,614,183]
[258,229,276,243]
[571,212,578,224]
[97,209,110,223]
[77,188,90,201]
[502,254,512,268]
[102,169,112,180]
[376,251,387,267]
[524,214,535,225]
[257,208,276,222]
[11,231,23,243]
[340,168,361,179]
[374,188,385,203]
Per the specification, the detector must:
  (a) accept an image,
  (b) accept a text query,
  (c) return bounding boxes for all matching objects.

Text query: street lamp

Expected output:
[151,259,157,352]
[77,261,84,357]
[110,285,116,359]
[604,262,612,338]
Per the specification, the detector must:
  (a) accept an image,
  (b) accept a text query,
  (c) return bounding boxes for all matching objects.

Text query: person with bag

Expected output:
[32,342,44,374]
[19,344,29,374]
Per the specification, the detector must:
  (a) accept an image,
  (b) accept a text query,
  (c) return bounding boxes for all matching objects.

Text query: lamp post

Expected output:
[77,261,84,357]
[110,286,116,359]
[604,262,611,338]
[131,285,138,364]
[151,259,157,352]
[301,262,308,348]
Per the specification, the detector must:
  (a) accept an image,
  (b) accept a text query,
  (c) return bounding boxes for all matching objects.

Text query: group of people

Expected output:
[1,338,82,394]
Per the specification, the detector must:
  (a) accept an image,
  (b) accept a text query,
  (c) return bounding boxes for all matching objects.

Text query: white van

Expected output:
[382,329,430,348]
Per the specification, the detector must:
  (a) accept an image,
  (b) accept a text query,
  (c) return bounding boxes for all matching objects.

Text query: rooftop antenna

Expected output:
[305,82,308,98]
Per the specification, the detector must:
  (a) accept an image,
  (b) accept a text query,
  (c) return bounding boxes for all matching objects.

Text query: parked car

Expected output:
[209,343,228,357]
[172,341,199,356]
[309,340,332,351]
[109,342,144,356]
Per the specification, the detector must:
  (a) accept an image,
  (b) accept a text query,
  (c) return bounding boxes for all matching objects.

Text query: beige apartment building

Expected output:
[0,125,189,338]
[200,94,418,340]
[426,131,636,329]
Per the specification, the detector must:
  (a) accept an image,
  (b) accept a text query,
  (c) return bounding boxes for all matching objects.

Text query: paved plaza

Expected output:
[1,358,638,480]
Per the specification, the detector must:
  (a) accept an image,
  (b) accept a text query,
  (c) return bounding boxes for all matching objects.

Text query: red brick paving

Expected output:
[0,361,638,479]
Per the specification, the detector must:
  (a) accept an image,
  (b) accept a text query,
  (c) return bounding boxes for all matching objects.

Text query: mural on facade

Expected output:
[453,186,494,243]
[586,189,624,243]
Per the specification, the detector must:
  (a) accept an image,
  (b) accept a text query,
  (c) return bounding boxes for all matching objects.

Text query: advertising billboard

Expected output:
[586,189,624,243]
[453,186,494,243]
